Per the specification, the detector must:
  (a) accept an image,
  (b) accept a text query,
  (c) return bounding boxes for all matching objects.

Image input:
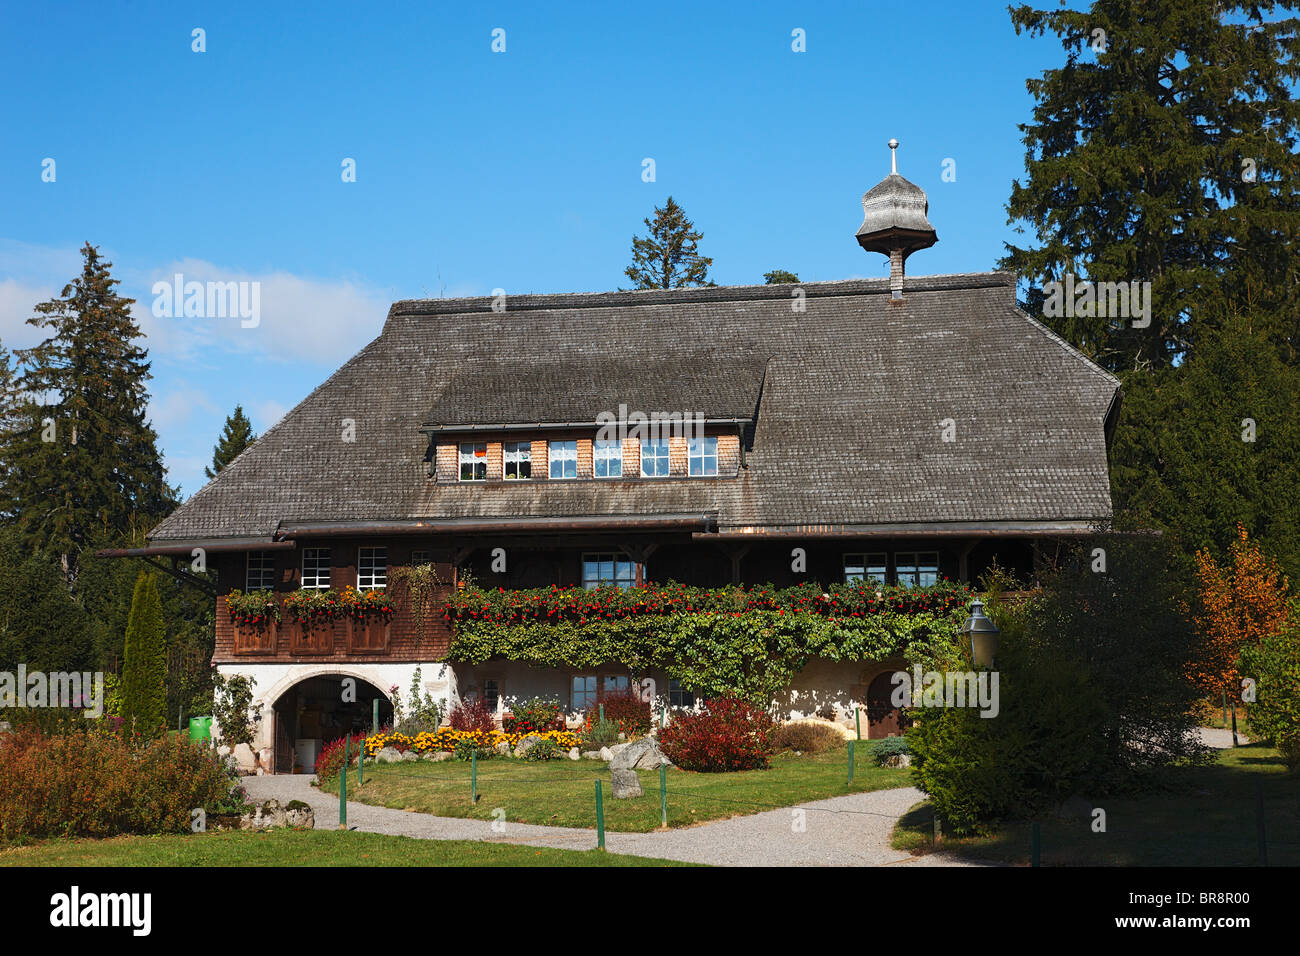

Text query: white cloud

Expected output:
[248,399,289,432]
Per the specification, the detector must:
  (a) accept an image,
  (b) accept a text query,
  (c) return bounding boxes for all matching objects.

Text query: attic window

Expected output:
[549,440,577,480]
[504,441,532,480]
[459,442,487,481]
[688,436,718,476]
[640,438,670,477]
[594,439,622,478]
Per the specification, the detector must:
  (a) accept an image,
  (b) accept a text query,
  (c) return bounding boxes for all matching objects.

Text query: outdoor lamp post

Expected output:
[962,598,1000,668]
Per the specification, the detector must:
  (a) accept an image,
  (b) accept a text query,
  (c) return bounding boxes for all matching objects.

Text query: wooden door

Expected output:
[866,671,904,739]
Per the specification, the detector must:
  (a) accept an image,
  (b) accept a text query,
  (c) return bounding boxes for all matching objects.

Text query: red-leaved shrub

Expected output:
[314,730,371,780]
[658,698,776,772]
[0,727,235,841]
[449,696,495,731]
[588,690,651,737]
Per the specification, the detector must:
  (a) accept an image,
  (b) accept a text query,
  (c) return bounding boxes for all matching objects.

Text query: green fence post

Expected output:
[855,707,861,740]
[339,736,348,829]
[372,697,379,734]
[471,750,478,803]
[847,740,855,786]
[659,763,668,828]
[1231,700,1239,747]
[599,703,605,724]
[179,707,184,733]
[595,779,606,850]
[358,739,364,787]
[1255,778,1267,866]
[1031,822,1041,867]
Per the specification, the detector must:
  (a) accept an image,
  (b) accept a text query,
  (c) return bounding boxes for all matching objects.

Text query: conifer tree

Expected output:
[624,197,714,289]
[763,270,799,284]
[1001,1,1300,371]
[121,571,167,736]
[205,405,257,479]
[3,244,174,578]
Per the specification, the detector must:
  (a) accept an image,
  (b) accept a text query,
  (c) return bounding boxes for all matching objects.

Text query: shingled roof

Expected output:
[147,271,1119,543]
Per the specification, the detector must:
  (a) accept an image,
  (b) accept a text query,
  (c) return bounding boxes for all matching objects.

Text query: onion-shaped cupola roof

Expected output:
[855,139,938,259]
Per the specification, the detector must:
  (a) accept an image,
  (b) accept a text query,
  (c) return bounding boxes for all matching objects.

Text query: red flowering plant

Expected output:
[445,579,968,627]
[281,588,343,625]
[224,589,280,626]
[448,696,495,732]
[657,697,777,772]
[502,697,565,734]
[314,730,372,779]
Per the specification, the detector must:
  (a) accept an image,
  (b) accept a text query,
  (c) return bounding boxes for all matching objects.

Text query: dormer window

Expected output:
[640,437,670,477]
[688,436,718,476]
[594,438,622,478]
[549,440,577,479]
[504,441,532,480]
[459,442,487,481]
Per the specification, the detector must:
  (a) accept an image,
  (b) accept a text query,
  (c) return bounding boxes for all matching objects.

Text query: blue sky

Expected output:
[1,1,1074,498]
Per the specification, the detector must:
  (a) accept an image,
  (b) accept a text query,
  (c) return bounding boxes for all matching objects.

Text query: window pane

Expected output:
[583,552,639,591]
[302,548,331,589]
[918,552,939,587]
[594,439,622,478]
[603,675,629,694]
[895,552,919,589]
[358,547,387,590]
[688,436,718,476]
[549,440,577,479]
[459,442,487,481]
[641,438,669,477]
[246,551,275,591]
[504,441,531,480]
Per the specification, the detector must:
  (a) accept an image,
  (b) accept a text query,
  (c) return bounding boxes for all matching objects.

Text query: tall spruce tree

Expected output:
[1001,1,1300,371]
[121,570,166,736]
[204,404,257,479]
[624,197,714,289]
[3,244,174,579]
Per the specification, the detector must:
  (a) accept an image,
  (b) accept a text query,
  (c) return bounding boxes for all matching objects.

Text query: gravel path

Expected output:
[241,774,979,866]
[1198,726,1250,748]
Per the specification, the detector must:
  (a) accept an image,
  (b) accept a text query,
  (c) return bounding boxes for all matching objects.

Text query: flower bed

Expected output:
[363,728,580,757]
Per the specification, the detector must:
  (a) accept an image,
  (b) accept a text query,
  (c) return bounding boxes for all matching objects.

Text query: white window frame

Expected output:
[548,440,577,479]
[895,551,940,589]
[301,548,332,590]
[358,546,388,591]
[571,674,597,711]
[459,442,487,481]
[594,438,622,478]
[503,441,532,480]
[844,553,888,585]
[687,436,718,476]
[640,437,670,477]
[246,551,275,591]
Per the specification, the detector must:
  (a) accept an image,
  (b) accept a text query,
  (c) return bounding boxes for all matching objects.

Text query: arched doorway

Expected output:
[865,670,905,739]
[271,675,393,774]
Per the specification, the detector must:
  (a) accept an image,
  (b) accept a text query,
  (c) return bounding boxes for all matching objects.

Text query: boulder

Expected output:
[582,751,603,760]
[424,750,452,762]
[568,748,581,761]
[609,742,631,756]
[240,799,288,831]
[609,736,658,771]
[598,746,615,761]
[284,801,315,829]
[515,734,544,757]
[610,769,642,798]
[495,741,511,755]
[400,750,420,761]
[376,747,403,764]
[882,754,911,769]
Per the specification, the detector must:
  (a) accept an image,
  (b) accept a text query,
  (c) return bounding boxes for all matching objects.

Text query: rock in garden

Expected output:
[610,769,642,798]
[568,747,580,760]
[609,736,657,771]
[284,801,315,829]
[582,751,603,760]
[376,747,403,764]
[424,750,451,761]
[401,750,419,761]
[515,734,543,757]
[609,742,630,755]
[599,746,614,761]
[883,754,911,769]
[495,741,511,755]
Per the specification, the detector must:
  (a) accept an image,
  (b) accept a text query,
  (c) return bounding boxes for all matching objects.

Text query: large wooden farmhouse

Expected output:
[125,157,1120,772]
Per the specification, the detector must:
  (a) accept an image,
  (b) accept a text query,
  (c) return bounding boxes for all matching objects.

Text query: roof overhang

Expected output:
[96,537,297,558]
[420,418,752,434]
[277,513,718,537]
[697,519,1102,540]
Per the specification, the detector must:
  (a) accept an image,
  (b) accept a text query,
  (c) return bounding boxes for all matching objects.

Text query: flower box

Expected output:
[233,620,277,655]
[347,616,390,654]
[287,619,335,655]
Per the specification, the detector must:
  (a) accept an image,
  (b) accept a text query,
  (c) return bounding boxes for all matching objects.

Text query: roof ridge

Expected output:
[384,271,1017,321]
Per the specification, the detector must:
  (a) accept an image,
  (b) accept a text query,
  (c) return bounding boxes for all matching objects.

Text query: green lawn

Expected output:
[321,740,907,832]
[0,829,692,867]
[892,742,1300,866]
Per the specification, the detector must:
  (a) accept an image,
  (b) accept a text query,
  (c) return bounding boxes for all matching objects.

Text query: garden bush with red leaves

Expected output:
[0,727,234,841]
[314,730,371,780]
[657,698,777,772]
[589,689,651,737]
[448,696,495,732]
[502,697,564,734]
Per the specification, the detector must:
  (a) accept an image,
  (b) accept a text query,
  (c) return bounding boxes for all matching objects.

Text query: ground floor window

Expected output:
[843,552,887,585]
[668,679,695,708]
[572,675,597,710]
[571,671,634,711]
[895,552,939,588]
[582,552,639,590]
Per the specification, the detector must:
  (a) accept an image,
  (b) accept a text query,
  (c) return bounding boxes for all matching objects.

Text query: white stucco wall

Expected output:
[214,660,453,767]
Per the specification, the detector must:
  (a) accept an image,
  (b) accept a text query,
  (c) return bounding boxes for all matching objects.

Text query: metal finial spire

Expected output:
[888,138,899,174]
